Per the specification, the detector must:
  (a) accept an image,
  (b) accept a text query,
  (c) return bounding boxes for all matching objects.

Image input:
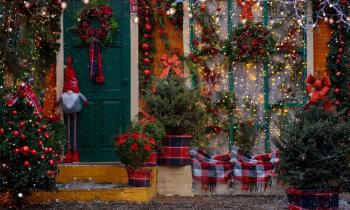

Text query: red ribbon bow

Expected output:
[6,82,43,113]
[160,54,183,78]
[236,0,256,21]
[306,75,331,105]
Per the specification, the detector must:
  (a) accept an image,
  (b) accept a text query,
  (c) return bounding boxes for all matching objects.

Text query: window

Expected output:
[188,0,307,152]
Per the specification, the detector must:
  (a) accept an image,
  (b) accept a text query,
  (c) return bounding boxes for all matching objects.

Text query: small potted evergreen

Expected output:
[129,112,165,166]
[145,75,205,166]
[275,75,350,209]
[114,132,155,187]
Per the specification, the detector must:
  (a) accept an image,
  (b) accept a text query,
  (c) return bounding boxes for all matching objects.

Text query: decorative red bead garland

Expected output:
[138,0,155,95]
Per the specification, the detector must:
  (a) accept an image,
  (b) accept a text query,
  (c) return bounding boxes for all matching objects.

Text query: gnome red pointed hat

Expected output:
[63,55,80,93]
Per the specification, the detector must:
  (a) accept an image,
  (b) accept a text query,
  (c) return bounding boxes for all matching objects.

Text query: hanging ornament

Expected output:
[12,131,19,138]
[144,23,152,33]
[143,69,151,77]
[22,146,30,155]
[23,161,30,167]
[141,43,150,51]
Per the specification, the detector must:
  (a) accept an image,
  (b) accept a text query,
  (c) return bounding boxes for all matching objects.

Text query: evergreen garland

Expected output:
[327,27,350,112]
[0,0,62,89]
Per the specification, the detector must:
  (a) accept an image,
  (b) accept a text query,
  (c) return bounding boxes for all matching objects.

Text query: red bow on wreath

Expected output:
[306,75,331,105]
[236,0,256,21]
[160,54,183,78]
[6,82,43,113]
[306,75,335,112]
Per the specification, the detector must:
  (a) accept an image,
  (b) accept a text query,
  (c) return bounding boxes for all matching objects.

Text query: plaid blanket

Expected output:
[191,146,279,192]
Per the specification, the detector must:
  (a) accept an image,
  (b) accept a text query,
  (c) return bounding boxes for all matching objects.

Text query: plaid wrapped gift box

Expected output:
[158,135,192,166]
[191,148,233,191]
[191,146,279,192]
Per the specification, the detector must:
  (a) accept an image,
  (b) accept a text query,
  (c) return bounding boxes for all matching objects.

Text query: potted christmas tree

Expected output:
[275,75,350,209]
[129,112,165,166]
[114,131,155,187]
[145,75,205,166]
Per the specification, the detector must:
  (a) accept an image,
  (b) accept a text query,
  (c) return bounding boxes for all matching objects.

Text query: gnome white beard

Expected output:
[61,91,84,114]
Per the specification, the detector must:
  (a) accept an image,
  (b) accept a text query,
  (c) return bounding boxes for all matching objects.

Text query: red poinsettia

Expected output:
[114,131,155,169]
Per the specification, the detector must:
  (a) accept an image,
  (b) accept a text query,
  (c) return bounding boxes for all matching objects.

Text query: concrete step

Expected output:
[28,165,157,203]
[56,164,129,184]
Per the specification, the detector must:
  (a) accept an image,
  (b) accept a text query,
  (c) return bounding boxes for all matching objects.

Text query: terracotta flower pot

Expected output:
[144,152,158,167]
[158,134,192,166]
[127,168,151,187]
[286,187,339,210]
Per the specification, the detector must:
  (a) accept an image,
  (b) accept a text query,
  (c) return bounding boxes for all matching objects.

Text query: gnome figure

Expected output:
[58,55,88,163]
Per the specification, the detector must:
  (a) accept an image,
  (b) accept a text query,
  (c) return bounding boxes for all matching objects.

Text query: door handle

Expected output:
[122,79,129,86]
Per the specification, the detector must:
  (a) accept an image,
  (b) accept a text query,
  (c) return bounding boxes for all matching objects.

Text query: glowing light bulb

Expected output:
[61,2,67,10]
[133,16,139,23]
[82,0,90,4]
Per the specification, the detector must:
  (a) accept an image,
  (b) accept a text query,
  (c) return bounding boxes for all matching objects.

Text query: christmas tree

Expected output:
[145,75,205,135]
[0,83,62,208]
[275,98,350,190]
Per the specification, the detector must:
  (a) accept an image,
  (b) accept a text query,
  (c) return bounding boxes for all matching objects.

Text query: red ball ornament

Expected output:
[0,128,4,135]
[341,0,347,4]
[42,125,47,130]
[336,71,342,77]
[41,155,46,160]
[19,121,25,127]
[334,88,341,94]
[31,149,37,155]
[12,110,17,116]
[144,23,152,33]
[335,100,341,106]
[26,101,33,107]
[38,141,44,147]
[12,130,19,138]
[338,48,343,52]
[336,59,341,64]
[23,161,30,167]
[143,69,151,77]
[143,34,150,39]
[22,146,30,155]
[52,0,62,4]
[200,3,206,11]
[49,160,55,166]
[143,58,151,65]
[21,134,26,141]
[44,132,50,139]
[141,43,150,51]
[143,52,150,57]
[44,148,50,153]
[14,148,20,154]
[48,148,53,153]
[37,128,42,134]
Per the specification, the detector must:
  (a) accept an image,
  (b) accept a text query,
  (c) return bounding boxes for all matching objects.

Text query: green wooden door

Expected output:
[64,0,130,162]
